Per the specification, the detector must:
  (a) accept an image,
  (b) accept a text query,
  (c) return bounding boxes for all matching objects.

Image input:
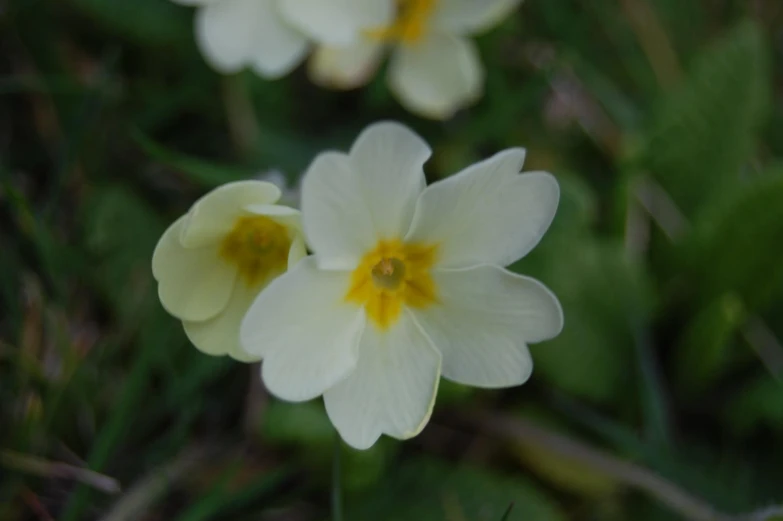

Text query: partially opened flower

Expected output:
[153,181,306,361]
[283,0,521,118]
[240,122,563,449]
[173,0,310,79]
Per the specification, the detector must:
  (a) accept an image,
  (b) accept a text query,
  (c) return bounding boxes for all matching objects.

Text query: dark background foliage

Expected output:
[1,0,782,520]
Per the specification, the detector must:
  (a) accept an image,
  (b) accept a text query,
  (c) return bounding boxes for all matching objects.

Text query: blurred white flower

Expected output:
[283,0,521,118]
[173,0,310,78]
[152,181,306,361]
[240,122,563,449]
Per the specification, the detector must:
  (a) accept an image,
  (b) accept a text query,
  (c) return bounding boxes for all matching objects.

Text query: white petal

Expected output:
[195,0,259,73]
[414,265,563,387]
[406,150,559,268]
[388,34,483,120]
[196,0,308,78]
[152,217,237,322]
[241,258,365,402]
[301,152,377,270]
[302,123,430,269]
[248,2,310,79]
[324,311,441,450]
[308,41,385,90]
[349,121,430,238]
[280,0,394,46]
[183,281,263,362]
[180,181,281,248]
[432,0,522,35]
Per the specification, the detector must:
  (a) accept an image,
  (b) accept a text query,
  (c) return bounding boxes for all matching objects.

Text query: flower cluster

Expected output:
[153,122,563,449]
[173,0,521,118]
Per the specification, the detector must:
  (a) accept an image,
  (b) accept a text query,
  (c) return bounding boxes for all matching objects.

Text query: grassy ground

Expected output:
[1,0,783,520]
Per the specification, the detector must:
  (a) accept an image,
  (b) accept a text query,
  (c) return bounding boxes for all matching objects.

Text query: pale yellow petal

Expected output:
[152,217,236,322]
[183,281,263,362]
[180,181,282,248]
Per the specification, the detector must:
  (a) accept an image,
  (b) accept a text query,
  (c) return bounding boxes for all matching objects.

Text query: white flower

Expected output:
[282,0,521,118]
[152,181,306,361]
[240,122,563,449]
[173,0,310,79]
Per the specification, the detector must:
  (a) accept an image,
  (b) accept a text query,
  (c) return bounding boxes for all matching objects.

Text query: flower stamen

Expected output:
[220,215,290,287]
[346,239,438,329]
[371,257,406,289]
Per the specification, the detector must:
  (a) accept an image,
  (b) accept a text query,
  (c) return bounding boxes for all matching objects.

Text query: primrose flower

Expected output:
[173,0,310,79]
[240,122,563,449]
[152,181,306,361]
[283,0,521,118]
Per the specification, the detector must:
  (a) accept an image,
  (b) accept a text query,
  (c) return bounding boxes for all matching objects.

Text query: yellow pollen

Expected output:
[346,239,438,330]
[376,258,395,276]
[219,215,290,287]
[371,257,406,289]
[365,0,440,45]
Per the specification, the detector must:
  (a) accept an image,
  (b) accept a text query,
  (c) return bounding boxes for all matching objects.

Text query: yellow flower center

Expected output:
[365,0,440,45]
[219,215,291,287]
[346,239,438,329]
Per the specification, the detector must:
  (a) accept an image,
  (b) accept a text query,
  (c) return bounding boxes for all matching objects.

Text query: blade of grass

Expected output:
[0,450,120,493]
[1,177,67,300]
[99,444,212,521]
[44,46,120,219]
[59,311,173,521]
[631,319,672,447]
[130,127,255,188]
[464,411,733,521]
[174,465,295,521]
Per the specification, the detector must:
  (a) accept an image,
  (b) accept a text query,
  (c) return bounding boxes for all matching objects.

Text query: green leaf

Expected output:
[726,377,783,436]
[499,503,515,521]
[547,172,600,236]
[518,238,651,403]
[82,185,165,319]
[262,399,335,448]
[436,379,475,406]
[349,458,566,521]
[511,175,650,402]
[682,166,783,309]
[673,294,746,396]
[341,441,398,493]
[640,20,770,213]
